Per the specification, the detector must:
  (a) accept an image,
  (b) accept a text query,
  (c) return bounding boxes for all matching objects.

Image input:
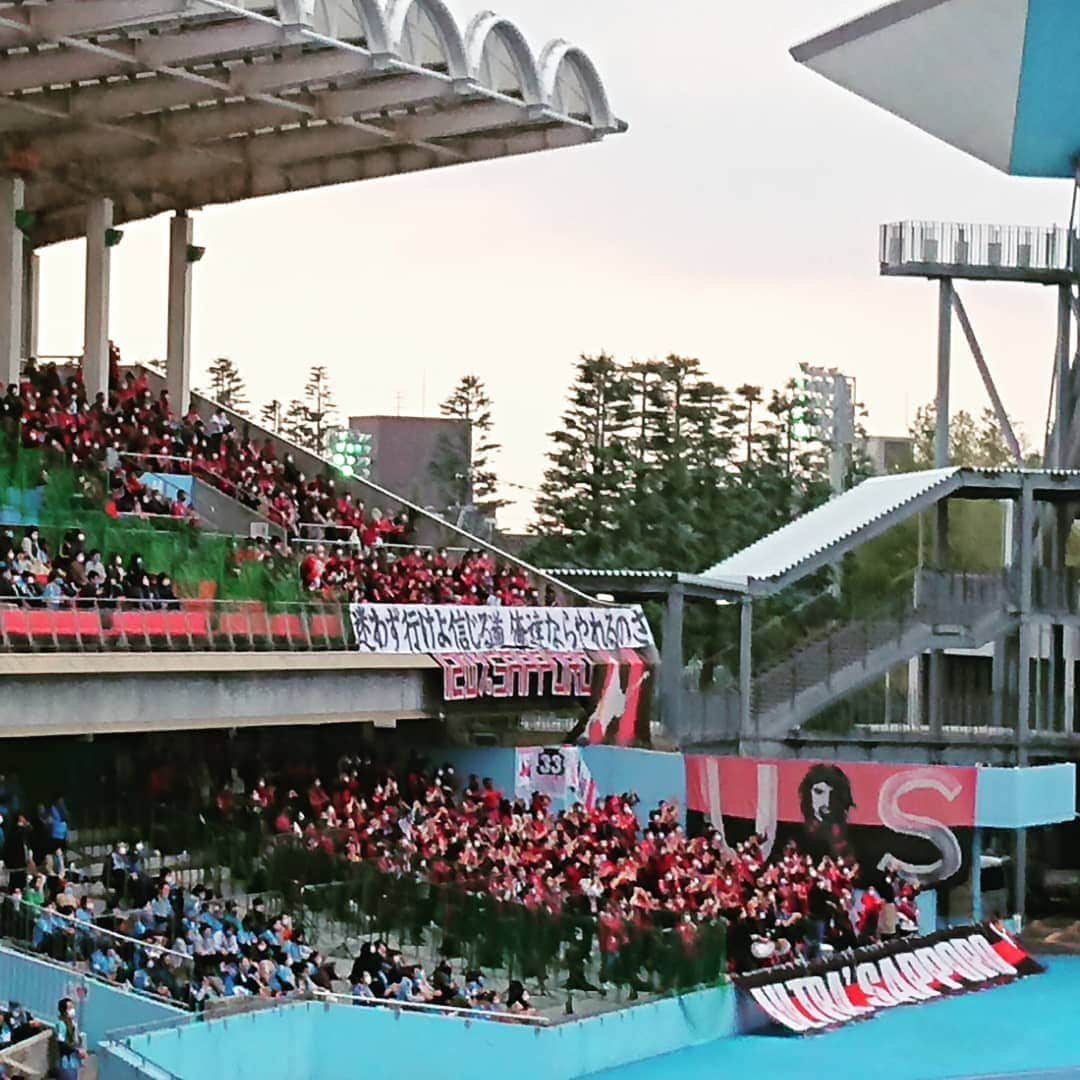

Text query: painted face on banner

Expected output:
[810,781,833,822]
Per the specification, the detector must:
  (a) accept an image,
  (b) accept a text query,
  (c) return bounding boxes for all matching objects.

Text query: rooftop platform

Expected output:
[881,221,1080,285]
[0,0,625,246]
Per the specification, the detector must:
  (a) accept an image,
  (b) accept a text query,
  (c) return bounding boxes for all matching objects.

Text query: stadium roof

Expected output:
[540,568,747,602]
[791,0,1080,178]
[0,0,625,246]
[701,468,1080,596]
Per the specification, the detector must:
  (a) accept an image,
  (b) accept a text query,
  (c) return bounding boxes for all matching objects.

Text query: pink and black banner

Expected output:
[685,756,977,886]
[434,648,656,748]
[734,924,1043,1035]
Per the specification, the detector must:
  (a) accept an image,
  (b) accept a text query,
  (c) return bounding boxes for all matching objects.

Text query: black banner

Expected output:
[734,924,1044,1035]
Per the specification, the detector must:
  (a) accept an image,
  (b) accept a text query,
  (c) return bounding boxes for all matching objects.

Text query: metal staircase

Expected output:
[751,571,1018,738]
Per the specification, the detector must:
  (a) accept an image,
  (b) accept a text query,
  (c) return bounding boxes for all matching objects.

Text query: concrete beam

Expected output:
[0,664,432,736]
[82,196,113,401]
[0,176,24,388]
[166,211,194,415]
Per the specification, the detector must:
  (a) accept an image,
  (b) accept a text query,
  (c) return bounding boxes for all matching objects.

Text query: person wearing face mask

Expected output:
[23,528,46,566]
[67,551,88,590]
[54,998,86,1080]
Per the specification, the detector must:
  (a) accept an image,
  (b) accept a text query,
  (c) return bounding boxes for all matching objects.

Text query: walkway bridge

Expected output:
[554,468,1080,764]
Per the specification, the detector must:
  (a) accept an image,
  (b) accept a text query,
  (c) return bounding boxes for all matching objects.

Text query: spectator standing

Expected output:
[53,998,86,1080]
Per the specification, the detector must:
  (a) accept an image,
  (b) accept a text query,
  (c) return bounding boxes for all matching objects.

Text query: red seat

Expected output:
[308,614,343,642]
[269,614,305,642]
[111,610,209,643]
[52,610,104,639]
[0,608,103,647]
[216,604,272,643]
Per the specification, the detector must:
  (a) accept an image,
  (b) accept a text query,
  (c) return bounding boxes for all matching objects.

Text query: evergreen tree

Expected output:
[530,353,636,566]
[260,399,284,435]
[281,399,309,448]
[528,353,839,677]
[286,366,339,456]
[909,402,1033,468]
[431,374,507,515]
[206,357,249,417]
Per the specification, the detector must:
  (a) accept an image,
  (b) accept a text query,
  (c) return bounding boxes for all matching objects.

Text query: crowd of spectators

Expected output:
[232,756,920,976]
[292,543,543,606]
[2,836,543,1016]
[0,526,178,608]
[2,354,409,544]
[1,354,544,609]
[0,748,927,1024]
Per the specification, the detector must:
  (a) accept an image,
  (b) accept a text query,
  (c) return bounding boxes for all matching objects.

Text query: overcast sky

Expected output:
[34,1,1076,529]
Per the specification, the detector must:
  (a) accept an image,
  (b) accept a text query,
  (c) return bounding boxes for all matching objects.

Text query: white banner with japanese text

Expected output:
[349,603,654,655]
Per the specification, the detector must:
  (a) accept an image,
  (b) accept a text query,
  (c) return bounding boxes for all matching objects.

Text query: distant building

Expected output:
[862,435,915,475]
[347,415,472,515]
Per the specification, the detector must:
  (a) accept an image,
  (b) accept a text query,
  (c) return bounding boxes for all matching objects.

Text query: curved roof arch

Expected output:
[0,0,625,246]
[307,0,391,54]
[465,11,543,104]
[539,39,614,129]
[385,0,469,78]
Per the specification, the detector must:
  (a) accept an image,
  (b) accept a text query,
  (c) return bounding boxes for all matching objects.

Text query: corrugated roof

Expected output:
[703,467,961,586]
[542,569,681,578]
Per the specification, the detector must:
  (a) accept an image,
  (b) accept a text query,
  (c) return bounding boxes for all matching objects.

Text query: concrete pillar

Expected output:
[928,651,944,742]
[1014,826,1027,924]
[1017,479,1034,764]
[659,584,685,731]
[738,597,753,744]
[166,211,194,414]
[82,196,113,401]
[935,279,953,567]
[0,176,24,388]
[971,827,983,923]
[1065,627,1076,734]
[20,248,37,360]
[1056,285,1072,468]
[991,636,1007,730]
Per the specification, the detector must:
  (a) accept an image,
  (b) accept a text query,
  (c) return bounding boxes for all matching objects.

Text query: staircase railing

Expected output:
[752,570,1017,722]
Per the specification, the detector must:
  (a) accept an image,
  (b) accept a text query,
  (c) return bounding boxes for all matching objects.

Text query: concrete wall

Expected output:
[189,476,284,540]
[102,986,736,1080]
[582,746,687,824]
[0,657,431,736]
[976,763,1078,827]
[436,747,688,826]
[0,946,184,1051]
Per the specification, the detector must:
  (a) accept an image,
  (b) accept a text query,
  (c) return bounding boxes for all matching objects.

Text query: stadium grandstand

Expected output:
[0,1,1077,1078]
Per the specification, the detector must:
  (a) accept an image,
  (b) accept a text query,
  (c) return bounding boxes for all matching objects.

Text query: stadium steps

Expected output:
[752,591,1017,739]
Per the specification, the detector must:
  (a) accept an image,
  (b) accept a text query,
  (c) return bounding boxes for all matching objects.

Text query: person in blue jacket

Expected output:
[54,997,85,1080]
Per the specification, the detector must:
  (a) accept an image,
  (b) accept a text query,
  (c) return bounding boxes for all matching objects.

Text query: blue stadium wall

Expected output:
[99,988,737,1080]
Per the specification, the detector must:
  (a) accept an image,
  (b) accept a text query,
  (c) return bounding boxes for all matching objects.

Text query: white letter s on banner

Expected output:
[877,769,963,885]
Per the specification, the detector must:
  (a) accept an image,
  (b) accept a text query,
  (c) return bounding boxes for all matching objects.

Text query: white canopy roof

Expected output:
[703,468,961,592]
[0,0,625,245]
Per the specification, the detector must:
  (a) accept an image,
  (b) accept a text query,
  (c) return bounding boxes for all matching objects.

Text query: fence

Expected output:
[752,570,1016,720]
[262,841,727,999]
[0,897,195,998]
[879,221,1079,274]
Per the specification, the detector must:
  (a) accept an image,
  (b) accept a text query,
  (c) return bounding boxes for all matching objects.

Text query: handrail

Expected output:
[128,364,605,606]
[0,596,355,654]
[11,899,195,964]
[0,938,193,1013]
[310,987,551,1025]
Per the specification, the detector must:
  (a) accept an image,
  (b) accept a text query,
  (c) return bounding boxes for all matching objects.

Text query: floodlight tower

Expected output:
[796,363,856,497]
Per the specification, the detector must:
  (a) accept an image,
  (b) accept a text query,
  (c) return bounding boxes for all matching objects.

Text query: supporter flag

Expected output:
[566,751,598,812]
